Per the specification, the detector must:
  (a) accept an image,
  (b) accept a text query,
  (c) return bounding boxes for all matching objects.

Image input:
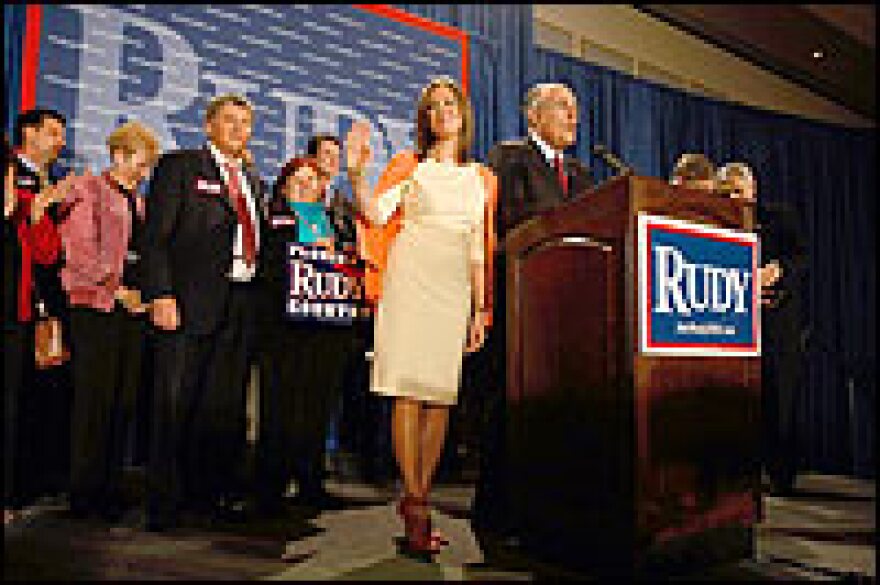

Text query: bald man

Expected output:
[470,83,594,538]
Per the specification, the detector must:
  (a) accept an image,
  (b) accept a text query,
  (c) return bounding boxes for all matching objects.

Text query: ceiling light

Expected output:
[812,50,824,60]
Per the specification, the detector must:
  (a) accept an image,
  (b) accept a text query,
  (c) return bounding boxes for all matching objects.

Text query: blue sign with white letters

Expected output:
[32,5,465,188]
[285,241,369,325]
[638,214,760,356]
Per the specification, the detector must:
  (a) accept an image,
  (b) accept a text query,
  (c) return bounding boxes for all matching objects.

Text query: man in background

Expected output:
[307,134,358,251]
[307,133,384,486]
[8,109,73,510]
[670,152,717,193]
[719,162,807,496]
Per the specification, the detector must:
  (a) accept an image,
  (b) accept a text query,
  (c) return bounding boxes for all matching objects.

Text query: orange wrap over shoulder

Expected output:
[355,151,497,327]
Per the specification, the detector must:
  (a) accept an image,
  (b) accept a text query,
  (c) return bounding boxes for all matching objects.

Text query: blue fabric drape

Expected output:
[4,3,27,137]
[532,48,876,478]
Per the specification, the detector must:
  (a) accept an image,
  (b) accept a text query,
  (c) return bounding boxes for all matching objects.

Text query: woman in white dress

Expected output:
[345,77,497,557]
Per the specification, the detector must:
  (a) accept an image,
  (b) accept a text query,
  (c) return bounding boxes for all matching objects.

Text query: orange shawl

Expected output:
[355,151,498,326]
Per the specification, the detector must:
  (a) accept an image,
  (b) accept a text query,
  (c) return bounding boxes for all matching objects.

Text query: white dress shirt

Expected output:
[17,153,49,190]
[529,129,565,167]
[207,142,260,282]
[17,153,42,176]
[322,182,336,207]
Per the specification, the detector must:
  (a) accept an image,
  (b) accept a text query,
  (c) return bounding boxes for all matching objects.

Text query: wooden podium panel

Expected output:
[504,176,760,575]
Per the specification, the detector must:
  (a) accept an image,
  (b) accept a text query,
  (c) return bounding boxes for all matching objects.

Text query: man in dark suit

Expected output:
[6,110,73,511]
[5,111,70,519]
[472,83,593,537]
[719,162,807,496]
[307,134,358,251]
[306,134,382,488]
[141,94,266,531]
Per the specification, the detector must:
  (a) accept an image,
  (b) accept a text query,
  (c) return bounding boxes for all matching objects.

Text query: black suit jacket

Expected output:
[481,137,594,385]
[325,188,359,252]
[756,200,807,346]
[141,146,266,336]
[6,157,65,323]
[487,137,593,241]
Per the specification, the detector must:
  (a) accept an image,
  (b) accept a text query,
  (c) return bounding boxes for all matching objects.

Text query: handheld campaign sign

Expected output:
[638,214,760,356]
[286,243,369,325]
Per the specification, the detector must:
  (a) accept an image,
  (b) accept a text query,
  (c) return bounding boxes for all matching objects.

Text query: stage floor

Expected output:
[3,472,874,580]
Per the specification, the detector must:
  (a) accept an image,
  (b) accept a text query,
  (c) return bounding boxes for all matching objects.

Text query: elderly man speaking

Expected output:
[471,83,594,540]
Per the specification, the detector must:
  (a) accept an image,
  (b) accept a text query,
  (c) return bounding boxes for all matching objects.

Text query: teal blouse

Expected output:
[288,201,334,244]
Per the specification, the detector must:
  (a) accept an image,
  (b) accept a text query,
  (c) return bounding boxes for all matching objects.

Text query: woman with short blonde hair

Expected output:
[105,121,161,167]
[57,120,161,519]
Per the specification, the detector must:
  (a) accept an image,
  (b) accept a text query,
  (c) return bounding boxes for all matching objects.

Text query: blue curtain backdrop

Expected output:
[4,4,27,135]
[4,5,875,478]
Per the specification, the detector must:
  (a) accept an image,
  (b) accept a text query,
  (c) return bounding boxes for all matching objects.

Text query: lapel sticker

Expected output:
[196,178,223,195]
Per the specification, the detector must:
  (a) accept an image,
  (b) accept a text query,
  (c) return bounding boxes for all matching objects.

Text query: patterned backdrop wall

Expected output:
[26,4,468,189]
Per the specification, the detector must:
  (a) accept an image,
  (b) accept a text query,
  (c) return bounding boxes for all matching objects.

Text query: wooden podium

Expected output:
[503,175,761,575]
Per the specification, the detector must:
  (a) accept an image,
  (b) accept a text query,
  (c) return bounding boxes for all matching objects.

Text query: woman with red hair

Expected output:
[255,156,354,517]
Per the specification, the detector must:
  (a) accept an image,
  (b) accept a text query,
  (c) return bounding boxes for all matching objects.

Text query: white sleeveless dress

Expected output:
[368,159,487,405]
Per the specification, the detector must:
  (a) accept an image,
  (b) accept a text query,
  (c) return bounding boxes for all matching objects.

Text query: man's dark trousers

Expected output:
[147,282,255,523]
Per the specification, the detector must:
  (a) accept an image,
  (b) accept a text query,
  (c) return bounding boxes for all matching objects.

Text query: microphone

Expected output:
[592,144,632,176]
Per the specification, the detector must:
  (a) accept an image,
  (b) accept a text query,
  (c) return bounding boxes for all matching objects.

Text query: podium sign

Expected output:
[286,242,369,324]
[638,214,760,356]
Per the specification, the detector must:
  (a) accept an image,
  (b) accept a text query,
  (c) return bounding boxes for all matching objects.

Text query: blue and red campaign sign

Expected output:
[285,242,368,325]
[638,214,760,356]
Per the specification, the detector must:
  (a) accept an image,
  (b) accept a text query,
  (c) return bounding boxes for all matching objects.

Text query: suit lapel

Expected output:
[198,146,236,216]
[525,137,566,203]
[327,189,349,234]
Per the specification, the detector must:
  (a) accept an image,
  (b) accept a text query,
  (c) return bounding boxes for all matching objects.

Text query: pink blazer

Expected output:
[59,173,138,311]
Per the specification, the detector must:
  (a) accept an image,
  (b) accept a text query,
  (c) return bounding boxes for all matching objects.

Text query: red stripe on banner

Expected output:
[652,223,755,246]
[353,4,470,94]
[21,4,43,112]
[461,34,469,95]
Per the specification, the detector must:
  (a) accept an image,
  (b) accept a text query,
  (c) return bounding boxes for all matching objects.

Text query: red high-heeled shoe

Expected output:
[397,495,444,557]
[398,496,450,548]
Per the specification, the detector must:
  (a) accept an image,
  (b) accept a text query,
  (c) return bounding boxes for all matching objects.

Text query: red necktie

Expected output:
[555,154,568,197]
[224,162,256,267]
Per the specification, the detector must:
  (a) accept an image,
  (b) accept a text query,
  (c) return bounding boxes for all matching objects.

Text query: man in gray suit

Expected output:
[471,83,594,537]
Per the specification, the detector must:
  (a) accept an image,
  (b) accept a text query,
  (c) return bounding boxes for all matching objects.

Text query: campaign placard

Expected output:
[638,214,760,356]
[286,243,369,325]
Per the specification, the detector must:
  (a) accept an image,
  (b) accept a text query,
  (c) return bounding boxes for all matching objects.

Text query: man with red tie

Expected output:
[472,83,593,540]
[141,95,266,531]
